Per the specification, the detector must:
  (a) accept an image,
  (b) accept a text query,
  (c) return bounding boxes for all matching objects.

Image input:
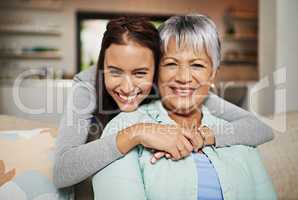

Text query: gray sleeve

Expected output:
[53,77,123,188]
[203,93,274,147]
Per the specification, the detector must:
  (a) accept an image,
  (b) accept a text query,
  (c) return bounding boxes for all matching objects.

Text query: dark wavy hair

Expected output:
[89,16,161,140]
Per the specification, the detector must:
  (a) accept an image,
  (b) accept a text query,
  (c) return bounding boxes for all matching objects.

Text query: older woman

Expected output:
[92,14,276,200]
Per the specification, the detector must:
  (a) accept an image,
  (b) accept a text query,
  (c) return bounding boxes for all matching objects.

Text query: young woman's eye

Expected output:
[110,70,122,76]
[134,71,147,78]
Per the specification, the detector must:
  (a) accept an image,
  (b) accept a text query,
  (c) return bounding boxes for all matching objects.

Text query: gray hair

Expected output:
[158,14,221,69]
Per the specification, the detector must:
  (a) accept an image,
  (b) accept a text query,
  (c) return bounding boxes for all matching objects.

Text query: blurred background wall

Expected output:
[0,0,258,76]
[0,0,297,124]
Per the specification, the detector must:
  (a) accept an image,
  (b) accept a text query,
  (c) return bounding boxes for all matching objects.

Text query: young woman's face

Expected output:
[158,38,215,115]
[104,42,155,112]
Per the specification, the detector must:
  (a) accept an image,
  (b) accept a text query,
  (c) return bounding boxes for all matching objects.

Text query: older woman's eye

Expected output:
[163,62,178,67]
[191,63,205,69]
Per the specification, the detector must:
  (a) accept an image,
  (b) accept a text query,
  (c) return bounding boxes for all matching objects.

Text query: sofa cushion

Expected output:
[0,128,73,200]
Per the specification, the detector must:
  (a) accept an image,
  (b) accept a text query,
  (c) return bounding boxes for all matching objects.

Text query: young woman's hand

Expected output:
[150,126,216,164]
[134,123,204,160]
[116,123,215,160]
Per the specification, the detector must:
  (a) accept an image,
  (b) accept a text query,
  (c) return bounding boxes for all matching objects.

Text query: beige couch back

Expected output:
[258,112,298,200]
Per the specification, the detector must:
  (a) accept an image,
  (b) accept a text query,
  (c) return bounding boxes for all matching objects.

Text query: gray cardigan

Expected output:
[53,66,273,188]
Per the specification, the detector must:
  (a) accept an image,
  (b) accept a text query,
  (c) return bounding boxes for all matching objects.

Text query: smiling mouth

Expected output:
[115,91,141,104]
[170,87,195,97]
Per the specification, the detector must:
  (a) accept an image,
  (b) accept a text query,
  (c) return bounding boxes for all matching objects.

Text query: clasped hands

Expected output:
[133,123,214,164]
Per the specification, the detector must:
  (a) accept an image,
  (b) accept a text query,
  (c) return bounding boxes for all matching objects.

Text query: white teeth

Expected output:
[118,93,137,102]
[174,89,193,96]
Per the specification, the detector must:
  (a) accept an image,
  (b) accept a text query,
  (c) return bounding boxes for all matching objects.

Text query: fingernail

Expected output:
[151,157,156,164]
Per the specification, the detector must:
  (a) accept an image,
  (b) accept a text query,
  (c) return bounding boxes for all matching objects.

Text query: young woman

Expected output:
[92,14,276,200]
[53,16,273,189]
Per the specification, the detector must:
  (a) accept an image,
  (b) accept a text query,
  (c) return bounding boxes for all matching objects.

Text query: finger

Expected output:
[182,137,194,153]
[150,156,157,164]
[165,153,171,158]
[180,128,199,150]
[195,130,205,151]
[192,129,202,151]
[191,128,203,151]
[176,141,189,158]
[180,149,189,158]
[176,142,185,156]
[187,128,203,151]
[150,151,163,164]
[154,152,166,160]
[151,152,166,164]
[179,127,194,141]
[192,135,202,152]
[170,148,181,160]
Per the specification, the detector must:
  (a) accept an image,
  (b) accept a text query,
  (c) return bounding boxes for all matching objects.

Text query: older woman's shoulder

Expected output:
[138,100,161,111]
[104,100,160,129]
[102,109,149,137]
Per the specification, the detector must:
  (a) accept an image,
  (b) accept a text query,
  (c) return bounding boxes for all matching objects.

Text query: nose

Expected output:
[175,66,192,84]
[120,75,135,94]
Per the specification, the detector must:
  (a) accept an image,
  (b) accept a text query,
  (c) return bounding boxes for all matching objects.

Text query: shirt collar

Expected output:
[143,100,216,128]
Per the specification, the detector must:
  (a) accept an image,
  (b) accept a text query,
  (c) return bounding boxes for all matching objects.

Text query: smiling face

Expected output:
[158,38,215,115]
[104,42,155,112]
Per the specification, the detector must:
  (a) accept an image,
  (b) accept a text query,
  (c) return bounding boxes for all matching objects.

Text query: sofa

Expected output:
[0,112,297,200]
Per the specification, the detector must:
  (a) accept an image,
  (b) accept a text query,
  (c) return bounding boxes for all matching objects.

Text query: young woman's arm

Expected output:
[54,75,125,188]
[204,93,274,147]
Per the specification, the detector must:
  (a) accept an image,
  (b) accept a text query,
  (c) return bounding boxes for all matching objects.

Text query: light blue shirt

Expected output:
[92,100,277,200]
[193,153,223,200]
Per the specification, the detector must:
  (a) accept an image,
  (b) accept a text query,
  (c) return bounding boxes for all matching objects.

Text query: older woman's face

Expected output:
[158,38,215,115]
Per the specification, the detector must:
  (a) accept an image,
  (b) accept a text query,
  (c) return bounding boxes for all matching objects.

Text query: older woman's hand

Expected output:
[150,151,171,164]
[134,123,204,161]
[150,126,216,164]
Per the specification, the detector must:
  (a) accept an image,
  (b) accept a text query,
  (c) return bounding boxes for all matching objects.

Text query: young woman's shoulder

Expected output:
[69,66,97,114]
[74,65,97,85]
